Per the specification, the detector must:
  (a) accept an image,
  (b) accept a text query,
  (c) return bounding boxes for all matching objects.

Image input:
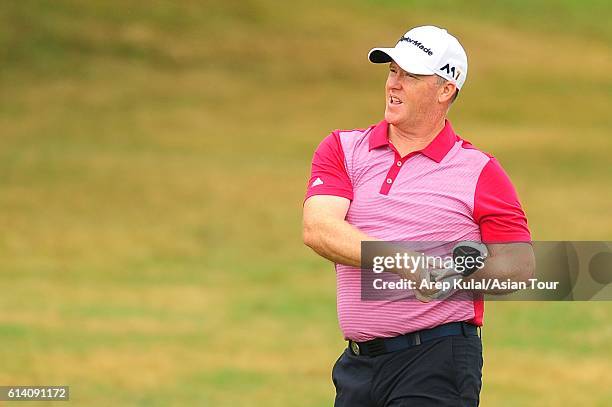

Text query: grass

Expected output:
[0,0,611,406]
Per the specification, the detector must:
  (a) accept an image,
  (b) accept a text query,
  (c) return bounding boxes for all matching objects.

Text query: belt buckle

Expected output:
[350,341,360,355]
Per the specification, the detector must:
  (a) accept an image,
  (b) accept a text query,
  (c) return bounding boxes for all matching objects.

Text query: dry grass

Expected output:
[0,0,611,405]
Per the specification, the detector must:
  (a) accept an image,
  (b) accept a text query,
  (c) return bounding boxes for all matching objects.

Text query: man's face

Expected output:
[385,61,442,127]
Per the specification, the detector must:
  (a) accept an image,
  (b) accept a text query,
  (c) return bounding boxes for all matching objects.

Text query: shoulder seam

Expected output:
[460,139,494,159]
[335,124,376,138]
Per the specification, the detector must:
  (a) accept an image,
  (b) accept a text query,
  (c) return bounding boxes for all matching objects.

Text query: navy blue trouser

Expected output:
[332,335,483,406]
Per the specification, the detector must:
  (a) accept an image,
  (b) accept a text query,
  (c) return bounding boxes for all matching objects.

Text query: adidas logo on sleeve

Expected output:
[311,177,324,187]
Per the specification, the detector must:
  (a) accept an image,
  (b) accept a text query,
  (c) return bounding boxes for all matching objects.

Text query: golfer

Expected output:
[303,25,535,406]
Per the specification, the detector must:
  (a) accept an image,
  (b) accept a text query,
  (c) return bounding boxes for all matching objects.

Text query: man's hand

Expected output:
[414,241,487,301]
[393,257,460,302]
[410,264,463,302]
[414,268,441,302]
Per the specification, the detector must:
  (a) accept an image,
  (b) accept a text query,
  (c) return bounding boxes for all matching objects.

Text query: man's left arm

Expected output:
[468,157,535,293]
[464,242,535,294]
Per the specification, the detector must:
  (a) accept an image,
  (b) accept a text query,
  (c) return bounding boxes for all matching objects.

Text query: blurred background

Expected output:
[1,0,611,406]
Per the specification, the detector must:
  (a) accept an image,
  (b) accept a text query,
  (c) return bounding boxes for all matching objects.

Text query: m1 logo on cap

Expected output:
[440,63,461,80]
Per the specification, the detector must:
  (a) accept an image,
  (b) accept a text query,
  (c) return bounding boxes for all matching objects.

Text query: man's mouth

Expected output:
[389,95,402,105]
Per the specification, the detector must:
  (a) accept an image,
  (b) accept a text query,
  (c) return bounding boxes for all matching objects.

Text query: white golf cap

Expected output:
[368,25,468,90]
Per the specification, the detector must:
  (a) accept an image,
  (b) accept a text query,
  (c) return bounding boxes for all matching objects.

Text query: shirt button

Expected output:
[397,161,402,167]
[386,178,393,184]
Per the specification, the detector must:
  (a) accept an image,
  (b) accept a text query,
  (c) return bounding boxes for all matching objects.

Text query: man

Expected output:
[302,26,535,407]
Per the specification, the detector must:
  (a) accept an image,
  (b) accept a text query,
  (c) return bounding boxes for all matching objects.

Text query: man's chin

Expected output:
[384,111,403,126]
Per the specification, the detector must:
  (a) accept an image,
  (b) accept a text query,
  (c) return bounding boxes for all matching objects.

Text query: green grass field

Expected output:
[1,1,611,405]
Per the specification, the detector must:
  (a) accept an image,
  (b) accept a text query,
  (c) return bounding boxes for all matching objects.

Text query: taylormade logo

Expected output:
[399,36,433,56]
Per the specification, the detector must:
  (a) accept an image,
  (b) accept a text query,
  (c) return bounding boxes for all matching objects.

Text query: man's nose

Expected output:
[387,75,401,89]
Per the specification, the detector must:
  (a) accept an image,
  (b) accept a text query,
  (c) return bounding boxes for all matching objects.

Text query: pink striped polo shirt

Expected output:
[305,119,531,341]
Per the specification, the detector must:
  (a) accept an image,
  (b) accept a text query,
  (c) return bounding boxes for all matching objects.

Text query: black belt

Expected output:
[348,322,479,357]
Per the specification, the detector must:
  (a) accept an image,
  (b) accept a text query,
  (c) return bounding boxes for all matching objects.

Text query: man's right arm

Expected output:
[303,131,365,266]
[302,195,369,267]
[302,195,437,300]
[302,131,433,298]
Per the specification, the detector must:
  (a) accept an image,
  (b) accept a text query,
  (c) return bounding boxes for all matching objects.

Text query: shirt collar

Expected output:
[368,119,458,163]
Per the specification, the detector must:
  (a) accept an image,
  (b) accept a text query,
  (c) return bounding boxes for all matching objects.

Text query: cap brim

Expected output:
[368,47,435,75]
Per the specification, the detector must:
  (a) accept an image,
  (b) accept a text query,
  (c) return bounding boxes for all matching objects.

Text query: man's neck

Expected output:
[388,117,446,157]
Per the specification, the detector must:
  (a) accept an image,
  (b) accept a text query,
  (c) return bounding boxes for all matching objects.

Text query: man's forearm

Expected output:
[303,217,371,267]
[464,243,535,294]
[303,218,426,284]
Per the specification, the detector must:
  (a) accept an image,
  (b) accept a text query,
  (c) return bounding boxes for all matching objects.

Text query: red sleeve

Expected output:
[304,130,353,201]
[473,158,531,243]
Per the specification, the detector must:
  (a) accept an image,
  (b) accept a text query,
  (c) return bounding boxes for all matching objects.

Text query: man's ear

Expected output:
[438,81,457,104]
